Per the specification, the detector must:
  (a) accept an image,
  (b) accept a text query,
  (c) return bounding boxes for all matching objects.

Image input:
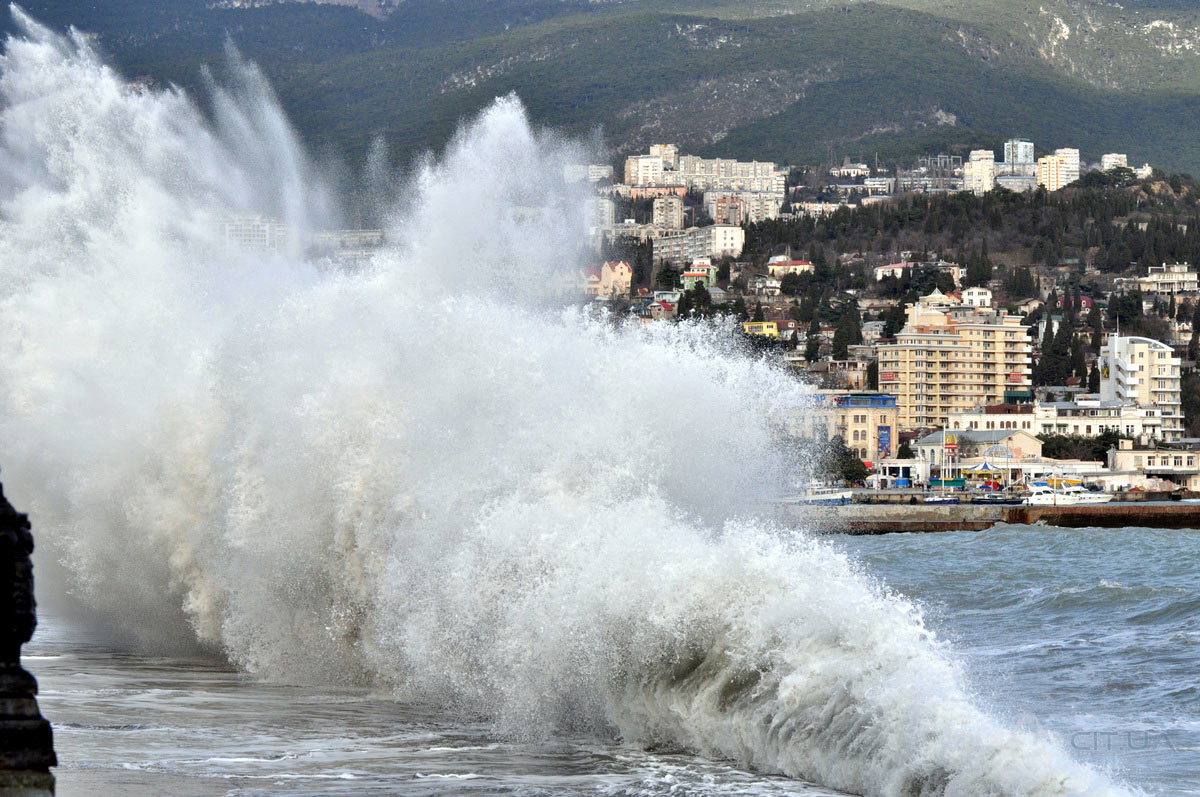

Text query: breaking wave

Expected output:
[0,9,1130,796]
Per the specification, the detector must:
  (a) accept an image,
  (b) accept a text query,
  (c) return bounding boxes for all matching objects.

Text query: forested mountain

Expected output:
[9,0,1200,170]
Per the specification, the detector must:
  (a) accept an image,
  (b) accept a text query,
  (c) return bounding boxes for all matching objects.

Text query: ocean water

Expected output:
[27,523,1199,795]
[1,8,1193,797]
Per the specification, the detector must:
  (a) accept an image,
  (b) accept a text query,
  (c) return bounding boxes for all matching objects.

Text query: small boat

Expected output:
[787,487,853,505]
[972,491,1024,505]
[923,494,959,505]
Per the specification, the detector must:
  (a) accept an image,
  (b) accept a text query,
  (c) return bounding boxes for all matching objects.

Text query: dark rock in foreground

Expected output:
[0,477,55,795]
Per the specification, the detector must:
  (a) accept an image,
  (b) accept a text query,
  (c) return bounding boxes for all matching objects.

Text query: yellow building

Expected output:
[1037,155,1064,191]
[826,392,900,461]
[877,289,1033,431]
[742,321,780,338]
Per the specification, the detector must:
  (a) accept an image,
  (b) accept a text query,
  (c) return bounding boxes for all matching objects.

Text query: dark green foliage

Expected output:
[656,265,680,289]
[1184,371,1200,436]
[826,435,868,485]
[1038,431,1125,461]
[831,305,862,359]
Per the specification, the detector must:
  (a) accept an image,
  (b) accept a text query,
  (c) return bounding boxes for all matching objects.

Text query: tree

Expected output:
[1190,304,1200,363]
[1088,302,1103,351]
[656,265,680,289]
[732,296,749,321]
[866,360,879,390]
[827,435,869,485]
[897,440,914,459]
[831,306,861,359]
[805,318,820,362]
[752,302,765,322]
[1088,364,1100,393]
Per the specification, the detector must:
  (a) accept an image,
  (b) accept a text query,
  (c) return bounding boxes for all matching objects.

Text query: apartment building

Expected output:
[624,145,786,192]
[652,195,685,230]
[1099,335,1183,440]
[947,398,1165,442]
[703,190,784,224]
[1037,148,1080,190]
[1101,153,1128,171]
[217,214,291,254]
[877,289,1033,431]
[1004,139,1035,165]
[962,149,995,195]
[652,225,745,265]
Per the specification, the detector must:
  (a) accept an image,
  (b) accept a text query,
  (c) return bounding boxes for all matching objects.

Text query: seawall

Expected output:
[780,502,1200,534]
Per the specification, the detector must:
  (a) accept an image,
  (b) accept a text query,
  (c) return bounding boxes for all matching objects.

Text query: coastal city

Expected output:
[244,137,1200,505]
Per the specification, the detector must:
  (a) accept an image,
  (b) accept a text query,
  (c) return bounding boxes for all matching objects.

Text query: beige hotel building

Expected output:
[878,289,1033,431]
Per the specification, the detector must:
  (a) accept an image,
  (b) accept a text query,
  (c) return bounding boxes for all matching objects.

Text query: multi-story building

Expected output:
[787,392,899,462]
[1107,440,1200,490]
[1115,262,1199,298]
[680,258,718,290]
[649,144,679,169]
[877,288,1033,431]
[947,398,1166,442]
[1055,148,1081,184]
[1004,139,1035,165]
[703,190,784,224]
[1037,154,1069,191]
[962,149,995,195]
[826,393,899,461]
[652,195,685,229]
[1099,336,1183,440]
[1101,153,1128,171]
[676,155,785,192]
[576,260,633,298]
[624,154,664,186]
[652,225,745,265]
[586,197,616,230]
[963,287,992,307]
[217,214,292,254]
[1037,148,1081,190]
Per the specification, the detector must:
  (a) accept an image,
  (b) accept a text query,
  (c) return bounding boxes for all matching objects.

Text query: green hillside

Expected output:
[9,0,1200,171]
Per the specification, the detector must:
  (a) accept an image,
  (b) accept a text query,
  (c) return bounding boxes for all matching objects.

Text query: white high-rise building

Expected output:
[1054,148,1081,185]
[652,195,685,229]
[624,154,664,186]
[1101,153,1128,171]
[1099,336,1183,440]
[648,144,679,169]
[963,150,996,195]
[1004,139,1035,165]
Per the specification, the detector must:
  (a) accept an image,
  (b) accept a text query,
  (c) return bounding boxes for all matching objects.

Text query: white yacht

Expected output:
[1024,482,1112,506]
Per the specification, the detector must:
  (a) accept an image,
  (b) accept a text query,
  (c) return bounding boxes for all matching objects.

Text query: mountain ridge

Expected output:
[8,0,1200,171]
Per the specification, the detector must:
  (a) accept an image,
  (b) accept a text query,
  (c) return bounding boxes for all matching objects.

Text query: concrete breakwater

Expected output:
[850,490,1199,505]
[782,502,1200,534]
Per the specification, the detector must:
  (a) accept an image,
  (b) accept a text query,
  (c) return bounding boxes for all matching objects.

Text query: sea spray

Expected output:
[0,10,1132,796]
